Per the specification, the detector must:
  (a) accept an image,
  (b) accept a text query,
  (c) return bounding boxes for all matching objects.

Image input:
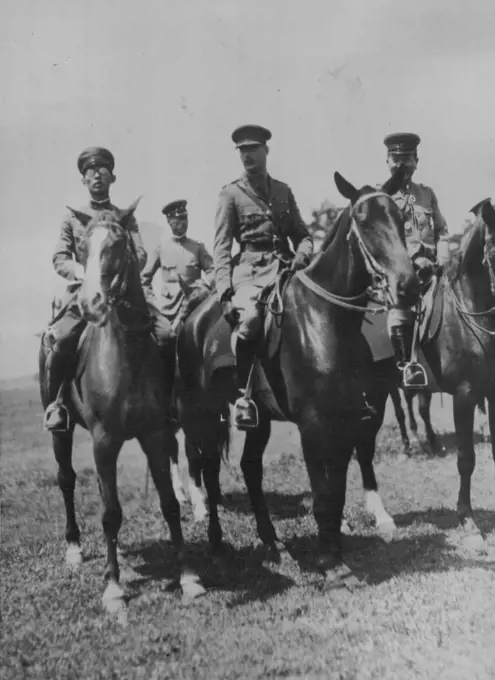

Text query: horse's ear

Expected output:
[481,200,495,229]
[334,172,359,203]
[471,197,491,216]
[381,166,407,196]
[66,207,92,227]
[120,196,142,228]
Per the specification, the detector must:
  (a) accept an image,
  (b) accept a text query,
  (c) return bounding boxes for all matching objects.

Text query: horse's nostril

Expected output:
[91,292,102,307]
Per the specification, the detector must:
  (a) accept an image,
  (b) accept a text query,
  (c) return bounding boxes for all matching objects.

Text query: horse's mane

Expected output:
[444,218,485,282]
[320,206,350,251]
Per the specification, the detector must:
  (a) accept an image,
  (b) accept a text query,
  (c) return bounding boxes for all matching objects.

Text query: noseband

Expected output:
[296,190,399,313]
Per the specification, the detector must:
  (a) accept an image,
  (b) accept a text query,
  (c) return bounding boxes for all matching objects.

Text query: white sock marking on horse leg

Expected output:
[65,543,83,566]
[180,572,206,601]
[365,490,396,531]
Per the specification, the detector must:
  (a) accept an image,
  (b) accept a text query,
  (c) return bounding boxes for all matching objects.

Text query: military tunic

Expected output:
[214,173,313,338]
[141,234,214,328]
[50,199,147,339]
[391,181,448,260]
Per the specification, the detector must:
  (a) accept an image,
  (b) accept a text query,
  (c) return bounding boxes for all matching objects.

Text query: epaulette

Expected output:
[221,178,241,190]
[469,197,491,215]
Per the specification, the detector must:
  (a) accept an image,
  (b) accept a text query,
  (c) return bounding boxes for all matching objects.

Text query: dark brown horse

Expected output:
[39,202,204,613]
[178,171,419,586]
[353,200,495,548]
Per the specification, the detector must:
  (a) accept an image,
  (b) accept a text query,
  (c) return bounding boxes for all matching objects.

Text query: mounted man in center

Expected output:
[213,124,313,429]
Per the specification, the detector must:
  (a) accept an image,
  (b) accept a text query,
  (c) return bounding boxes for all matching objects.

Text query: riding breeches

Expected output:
[232,284,264,342]
[147,301,176,348]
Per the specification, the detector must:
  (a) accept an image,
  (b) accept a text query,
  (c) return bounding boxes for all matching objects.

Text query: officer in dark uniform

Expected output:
[141,199,214,342]
[214,124,313,429]
[383,133,449,388]
[43,147,147,431]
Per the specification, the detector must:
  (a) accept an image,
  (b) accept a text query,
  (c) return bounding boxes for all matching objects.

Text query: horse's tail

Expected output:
[219,403,231,462]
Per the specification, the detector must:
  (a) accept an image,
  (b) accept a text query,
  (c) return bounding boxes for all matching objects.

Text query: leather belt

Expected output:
[240,241,274,252]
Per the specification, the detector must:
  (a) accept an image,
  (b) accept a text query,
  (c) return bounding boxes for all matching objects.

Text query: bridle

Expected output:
[446,222,495,336]
[83,220,152,332]
[295,191,397,314]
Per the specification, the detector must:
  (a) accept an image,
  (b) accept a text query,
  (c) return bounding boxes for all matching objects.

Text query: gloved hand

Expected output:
[291,252,308,271]
[222,300,240,328]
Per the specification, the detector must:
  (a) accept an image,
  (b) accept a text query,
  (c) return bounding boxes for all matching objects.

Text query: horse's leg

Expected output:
[389,386,411,455]
[201,432,223,554]
[405,390,418,437]
[185,437,207,522]
[419,391,438,451]
[300,416,358,585]
[53,429,82,566]
[92,430,126,605]
[240,415,280,551]
[169,433,187,505]
[453,391,484,547]
[356,388,396,535]
[138,428,205,601]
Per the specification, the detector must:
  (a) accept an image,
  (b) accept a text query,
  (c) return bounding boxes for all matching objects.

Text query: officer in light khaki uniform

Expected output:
[43,147,147,430]
[383,133,449,388]
[214,124,313,429]
[141,199,214,344]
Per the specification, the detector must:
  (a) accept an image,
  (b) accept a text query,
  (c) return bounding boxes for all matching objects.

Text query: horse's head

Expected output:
[481,201,495,296]
[71,198,141,326]
[334,169,420,308]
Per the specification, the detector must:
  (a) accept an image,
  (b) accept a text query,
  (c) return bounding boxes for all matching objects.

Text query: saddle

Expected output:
[259,268,294,360]
[362,271,444,364]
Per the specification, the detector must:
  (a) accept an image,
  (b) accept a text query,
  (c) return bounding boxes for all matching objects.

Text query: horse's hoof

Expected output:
[102,583,128,625]
[376,519,397,539]
[459,532,486,552]
[180,573,206,602]
[341,519,353,535]
[322,563,365,592]
[65,543,83,567]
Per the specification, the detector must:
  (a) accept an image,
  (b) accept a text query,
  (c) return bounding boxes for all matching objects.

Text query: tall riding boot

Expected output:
[43,344,72,432]
[233,338,259,430]
[390,324,427,390]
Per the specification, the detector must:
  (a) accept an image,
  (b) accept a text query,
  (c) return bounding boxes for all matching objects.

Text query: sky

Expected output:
[1,0,495,379]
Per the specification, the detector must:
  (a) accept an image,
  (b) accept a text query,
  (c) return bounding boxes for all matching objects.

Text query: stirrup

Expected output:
[43,402,71,432]
[234,394,259,431]
[402,361,428,390]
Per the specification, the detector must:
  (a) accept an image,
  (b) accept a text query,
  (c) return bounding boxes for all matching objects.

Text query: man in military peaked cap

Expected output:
[42,147,147,431]
[214,124,313,429]
[141,198,214,345]
[382,132,449,389]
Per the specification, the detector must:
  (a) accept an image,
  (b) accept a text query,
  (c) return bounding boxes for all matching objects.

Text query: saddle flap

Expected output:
[418,275,444,344]
[260,269,293,360]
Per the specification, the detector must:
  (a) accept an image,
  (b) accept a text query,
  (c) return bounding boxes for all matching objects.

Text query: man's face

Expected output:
[387,152,418,180]
[168,213,188,238]
[82,165,114,195]
[239,143,268,174]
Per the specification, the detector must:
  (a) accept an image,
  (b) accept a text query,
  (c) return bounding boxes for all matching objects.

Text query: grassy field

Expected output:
[2,380,495,679]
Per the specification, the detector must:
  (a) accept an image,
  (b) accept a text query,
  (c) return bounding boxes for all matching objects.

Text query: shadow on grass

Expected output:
[124,538,296,607]
[221,490,311,520]
[405,431,489,459]
[286,525,495,588]
[394,506,495,534]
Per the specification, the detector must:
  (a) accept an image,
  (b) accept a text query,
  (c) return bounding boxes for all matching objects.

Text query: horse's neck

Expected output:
[453,224,493,312]
[115,263,150,331]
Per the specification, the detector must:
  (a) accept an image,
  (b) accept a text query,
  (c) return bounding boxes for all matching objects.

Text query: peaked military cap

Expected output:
[231,124,272,148]
[162,199,188,218]
[384,133,421,156]
[77,146,115,175]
